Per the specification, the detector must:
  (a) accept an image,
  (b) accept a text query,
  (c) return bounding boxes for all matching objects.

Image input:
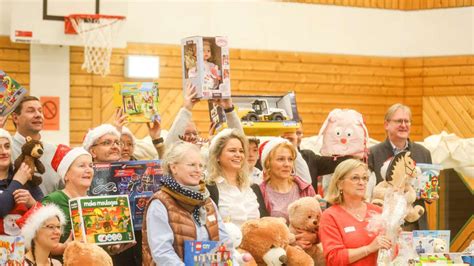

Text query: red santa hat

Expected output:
[20,203,66,249]
[51,144,91,179]
[259,137,290,166]
[82,124,120,152]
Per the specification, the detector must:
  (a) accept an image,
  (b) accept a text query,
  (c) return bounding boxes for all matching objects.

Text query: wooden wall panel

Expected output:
[284,0,473,10]
[0,36,29,133]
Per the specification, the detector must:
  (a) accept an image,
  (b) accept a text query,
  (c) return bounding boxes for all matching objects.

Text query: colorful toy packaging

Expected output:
[415,163,442,200]
[89,160,163,230]
[183,240,233,266]
[181,36,231,99]
[0,235,25,265]
[113,82,160,123]
[209,92,301,136]
[69,195,135,245]
[0,70,27,117]
[413,230,450,254]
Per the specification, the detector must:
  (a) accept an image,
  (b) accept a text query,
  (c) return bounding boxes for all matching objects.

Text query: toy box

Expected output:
[0,70,27,117]
[0,235,25,265]
[409,253,472,265]
[113,82,160,123]
[184,240,232,266]
[181,36,231,99]
[415,164,442,200]
[69,195,135,245]
[413,230,450,254]
[208,92,301,136]
[89,160,163,230]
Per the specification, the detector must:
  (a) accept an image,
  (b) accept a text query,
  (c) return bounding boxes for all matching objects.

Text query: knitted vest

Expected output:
[142,190,220,266]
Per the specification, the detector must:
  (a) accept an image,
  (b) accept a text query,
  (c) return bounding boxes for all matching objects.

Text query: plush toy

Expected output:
[239,217,313,266]
[287,196,325,265]
[63,241,113,266]
[317,109,374,197]
[430,238,447,253]
[13,136,45,186]
[371,151,425,223]
[223,222,253,264]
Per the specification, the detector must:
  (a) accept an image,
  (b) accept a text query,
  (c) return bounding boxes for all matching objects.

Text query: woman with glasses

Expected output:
[21,204,66,266]
[0,128,42,236]
[319,159,392,266]
[142,141,229,265]
[41,145,92,260]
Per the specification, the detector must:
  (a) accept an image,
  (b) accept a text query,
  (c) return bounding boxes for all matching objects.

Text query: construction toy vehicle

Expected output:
[239,99,289,122]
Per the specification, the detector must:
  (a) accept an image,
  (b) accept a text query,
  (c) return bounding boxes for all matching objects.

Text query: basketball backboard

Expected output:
[10,0,127,48]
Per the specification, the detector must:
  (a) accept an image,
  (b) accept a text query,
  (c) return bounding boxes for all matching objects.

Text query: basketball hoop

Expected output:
[65,14,125,76]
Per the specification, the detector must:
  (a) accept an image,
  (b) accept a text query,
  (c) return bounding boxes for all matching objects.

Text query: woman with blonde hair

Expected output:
[206,128,259,227]
[319,159,392,266]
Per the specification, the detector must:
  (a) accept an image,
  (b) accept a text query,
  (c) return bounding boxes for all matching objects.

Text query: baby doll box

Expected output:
[181,36,231,99]
[113,82,160,123]
[69,195,135,245]
[208,92,301,136]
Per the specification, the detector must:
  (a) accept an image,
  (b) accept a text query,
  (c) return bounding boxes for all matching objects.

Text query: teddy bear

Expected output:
[371,151,425,223]
[63,241,113,266]
[430,238,447,253]
[287,196,325,265]
[13,136,45,186]
[238,217,313,266]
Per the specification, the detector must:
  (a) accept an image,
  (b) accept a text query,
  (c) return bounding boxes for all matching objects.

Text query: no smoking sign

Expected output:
[40,96,60,130]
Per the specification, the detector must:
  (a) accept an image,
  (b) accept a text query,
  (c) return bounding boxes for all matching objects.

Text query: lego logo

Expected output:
[215,37,227,47]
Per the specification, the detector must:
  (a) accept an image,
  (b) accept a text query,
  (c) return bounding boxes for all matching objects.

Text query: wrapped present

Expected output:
[69,195,135,245]
[113,82,160,123]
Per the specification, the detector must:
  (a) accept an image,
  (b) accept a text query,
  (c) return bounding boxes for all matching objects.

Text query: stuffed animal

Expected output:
[13,136,45,186]
[371,151,425,223]
[317,109,374,197]
[287,196,325,265]
[63,241,113,266]
[239,217,313,266]
[430,238,447,253]
[223,222,253,264]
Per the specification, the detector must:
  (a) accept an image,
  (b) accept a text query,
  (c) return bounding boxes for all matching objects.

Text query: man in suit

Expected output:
[368,103,432,230]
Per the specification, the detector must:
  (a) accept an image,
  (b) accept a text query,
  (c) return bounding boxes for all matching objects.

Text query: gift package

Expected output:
[113,82,160,123]
[89,160,163,230]
[415,163,442,200]
[69,195,135,245]
[181,36,231,99]
[184,240,232,266]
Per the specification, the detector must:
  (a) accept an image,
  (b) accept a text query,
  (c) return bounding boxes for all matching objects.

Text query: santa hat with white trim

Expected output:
[51,144,91,180]
[259,137,291,166]
[20,204,66,249]
[82,124,120,152]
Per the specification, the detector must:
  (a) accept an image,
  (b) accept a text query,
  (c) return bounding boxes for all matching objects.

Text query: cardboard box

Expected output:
[0,70,27,117]
[69,195,135,245]
[413,230,450,254]
[181,36,231,99]
[113,82,160,123]
[209,92,301,136]
[183,240,232,266]
[0,235,25,265]
[415,164,442,200]
[89,160,163,230]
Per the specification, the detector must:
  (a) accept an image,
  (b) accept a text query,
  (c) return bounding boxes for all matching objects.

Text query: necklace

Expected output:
[343,203,365,221]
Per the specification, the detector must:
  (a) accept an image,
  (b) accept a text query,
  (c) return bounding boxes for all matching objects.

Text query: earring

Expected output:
[339,189,343,195]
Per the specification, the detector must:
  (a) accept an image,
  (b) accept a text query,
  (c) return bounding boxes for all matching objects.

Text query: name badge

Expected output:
[344,226,356,233]
[208,215,216,222]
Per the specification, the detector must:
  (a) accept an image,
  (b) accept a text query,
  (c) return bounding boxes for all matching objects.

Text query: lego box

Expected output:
[0,70,27,117]
[113,82,160,123]
[69,195,135,245]
[89,160,163,230]
[184,240,233,266]
[415,163,442,200]
[181,36,231,99]
[209,92,301,136]
[0,235,25,265]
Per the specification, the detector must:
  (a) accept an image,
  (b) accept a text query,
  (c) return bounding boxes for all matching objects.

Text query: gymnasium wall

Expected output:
[285,0,473,10]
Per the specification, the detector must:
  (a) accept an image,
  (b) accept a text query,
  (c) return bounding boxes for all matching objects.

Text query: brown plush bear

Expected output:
[371,151,424,223]
[239,217,313,266]
[288,196,325,265]
[63,241,113,266]
[13,136,45,186]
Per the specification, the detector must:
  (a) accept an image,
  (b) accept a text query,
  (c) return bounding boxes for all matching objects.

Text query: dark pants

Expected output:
[112,231,142,266]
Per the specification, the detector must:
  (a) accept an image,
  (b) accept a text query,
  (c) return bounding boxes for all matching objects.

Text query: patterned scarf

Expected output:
[160,175,210,226]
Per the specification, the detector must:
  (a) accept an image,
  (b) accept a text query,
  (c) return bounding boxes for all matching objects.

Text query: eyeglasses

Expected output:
[183,162,204,170]
[389,119,411,126]
[93,140,123,148]
[42,224,63,232]
[122,142,133,148]
[348,175,369,183]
